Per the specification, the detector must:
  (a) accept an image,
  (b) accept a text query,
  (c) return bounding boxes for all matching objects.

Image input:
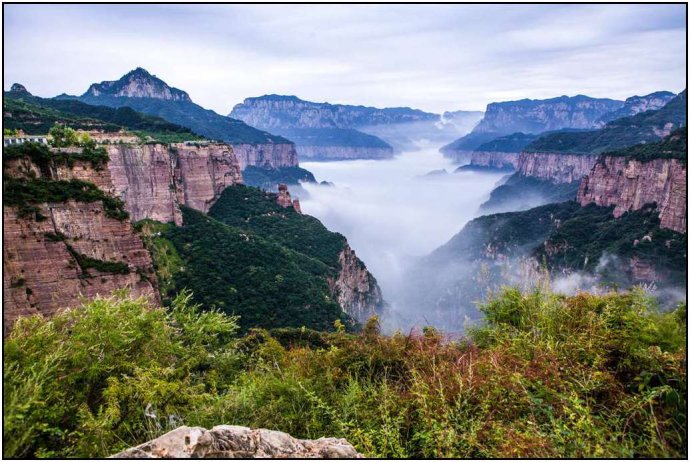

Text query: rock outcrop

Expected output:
[517,152,599,184]
[111,425,362,459]
[275,184,302,213]
[231,142,298,170]
[578,157,687,233]
[329,244,385,322]
[3,202,158,335]
[85,67,191,102]
[468,151,520,170]
[297,145,393,161]
[106,142,243,225]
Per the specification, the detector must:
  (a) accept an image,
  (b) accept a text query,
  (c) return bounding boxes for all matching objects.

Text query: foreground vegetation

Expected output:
[4,287,686,458]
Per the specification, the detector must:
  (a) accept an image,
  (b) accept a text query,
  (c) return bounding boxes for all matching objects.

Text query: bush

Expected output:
[4,287,686,458]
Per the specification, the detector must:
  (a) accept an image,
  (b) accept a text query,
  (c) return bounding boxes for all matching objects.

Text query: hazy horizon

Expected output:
[4,4,686,114]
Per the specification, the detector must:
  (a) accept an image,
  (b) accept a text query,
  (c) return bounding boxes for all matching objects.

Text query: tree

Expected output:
[48,123,78,147]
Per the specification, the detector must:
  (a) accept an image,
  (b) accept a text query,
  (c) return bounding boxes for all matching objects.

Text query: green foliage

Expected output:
[4,140,109,171]
[48,123,79,147]
[242,166,316,190]
[601,127,687,165]
[65,244,130,276]
[148,206,348,332]
[3,177,128,221]
[474,132,539,153]
[525,90,687,154]
[272,127,392,149]
[4,288,686,458]
[209,185,346,268]
[3,92,201,142]
[3,291,240,458]
[535,204,687,286]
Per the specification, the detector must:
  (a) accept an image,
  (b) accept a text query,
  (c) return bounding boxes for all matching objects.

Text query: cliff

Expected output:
[473,95,623,134]
[328,243,385,322]
[106,142,243,225]
[468,151,520,170]
[3,201,158,335]
[230,94,437,129]
[596,91,676,125]
[297,144,394,161]
[578,157,687,233]
[517,152,599,184]
[112,425,361,458]
[231,142,298,170]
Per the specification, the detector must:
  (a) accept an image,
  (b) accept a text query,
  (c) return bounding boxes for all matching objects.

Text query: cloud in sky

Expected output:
[3,4,686,113]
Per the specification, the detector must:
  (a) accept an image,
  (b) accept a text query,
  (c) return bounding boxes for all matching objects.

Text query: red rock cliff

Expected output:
[106,142,243,225]
[3,202,159,334]
[470,151,520,169]
[578,157,687,233]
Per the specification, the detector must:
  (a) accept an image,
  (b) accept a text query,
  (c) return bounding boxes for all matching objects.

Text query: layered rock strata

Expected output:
[469,151,520,170]
[3,202,158,334]
[111,425,362,459]
[578,157,687,233]
[106,142,242,225]
[231,143,298,170]
[517,152,599,184]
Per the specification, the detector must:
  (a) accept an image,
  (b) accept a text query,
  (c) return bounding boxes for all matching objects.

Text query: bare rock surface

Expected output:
[517,152,599,184]
[111,425,362,458]
[578,157,687,233]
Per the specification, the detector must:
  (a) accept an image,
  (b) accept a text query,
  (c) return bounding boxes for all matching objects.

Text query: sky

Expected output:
[3,4,687,114]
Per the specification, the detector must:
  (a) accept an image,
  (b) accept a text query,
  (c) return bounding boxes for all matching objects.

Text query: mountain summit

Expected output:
[83,67,191,102]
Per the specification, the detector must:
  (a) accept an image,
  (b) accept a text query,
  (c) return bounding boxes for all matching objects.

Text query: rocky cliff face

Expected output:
[112,425,362,459]
[578,157,687,233]
[85,67,191,102]
[231,142,298,170]
[297,145,393,161]
[106,142,242,224]
[469,151,520,169]
[596,91,676,125]
[3,202,158,334]
[474,95,623,134]
[517,152,599,184]
[230,95,437,129]
[328,244,385,322]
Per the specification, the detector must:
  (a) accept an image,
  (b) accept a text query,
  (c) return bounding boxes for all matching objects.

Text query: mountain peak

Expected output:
[8,83,31,96]
[83,68,191,102]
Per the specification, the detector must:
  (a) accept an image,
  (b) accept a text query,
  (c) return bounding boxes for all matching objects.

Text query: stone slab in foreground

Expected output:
[111,425,363,458]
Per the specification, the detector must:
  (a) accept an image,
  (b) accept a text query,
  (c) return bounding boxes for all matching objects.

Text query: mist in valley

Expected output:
[299,145,506,331]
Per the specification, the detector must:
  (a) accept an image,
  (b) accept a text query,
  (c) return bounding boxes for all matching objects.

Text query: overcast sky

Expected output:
[3,4,687,114]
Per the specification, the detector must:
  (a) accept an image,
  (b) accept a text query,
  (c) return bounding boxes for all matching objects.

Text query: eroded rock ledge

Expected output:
[111,425,362,459]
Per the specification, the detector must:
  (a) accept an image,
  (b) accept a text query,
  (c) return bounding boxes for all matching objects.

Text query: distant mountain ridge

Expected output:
[85,67,191,102]
[230,94,438,129]
[596,91,676,124]
[472,94,624,134]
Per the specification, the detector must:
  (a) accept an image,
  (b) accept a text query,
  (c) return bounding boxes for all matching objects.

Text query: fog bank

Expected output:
[299,147,505,327]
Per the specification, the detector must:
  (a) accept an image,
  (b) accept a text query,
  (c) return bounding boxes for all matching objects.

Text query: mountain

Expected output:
[525,90,687,154]
[441,94,625,161]
[140,185,386,330]
[231,94,438,129]
[230,95,479,157]
[480,91,687,214]
[4,84,201,142]
[60,68,301,181]
[596,91,676,124]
